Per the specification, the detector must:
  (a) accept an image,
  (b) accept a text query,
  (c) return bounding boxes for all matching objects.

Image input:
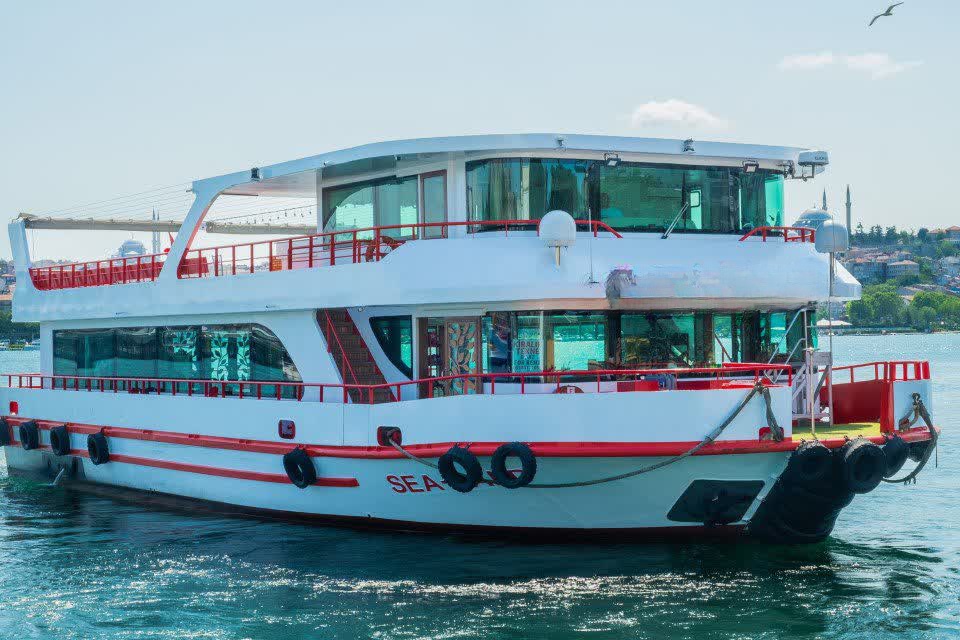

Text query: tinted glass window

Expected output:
[370,316,413,377]
[116,327,157,378]
[323,176,418,238]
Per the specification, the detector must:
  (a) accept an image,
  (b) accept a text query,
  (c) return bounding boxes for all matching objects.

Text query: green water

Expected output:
[0,335,958,639]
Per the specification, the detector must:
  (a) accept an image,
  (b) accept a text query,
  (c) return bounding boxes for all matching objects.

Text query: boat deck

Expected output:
[792,422,883,441]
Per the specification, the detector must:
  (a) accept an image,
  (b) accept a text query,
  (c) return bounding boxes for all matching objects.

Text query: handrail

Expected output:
[176,218,622,280]
[320,310,360,390]
[738,226,816,243]
[4,363,792,405]
[29,253,168,291]
[831,360,930,383]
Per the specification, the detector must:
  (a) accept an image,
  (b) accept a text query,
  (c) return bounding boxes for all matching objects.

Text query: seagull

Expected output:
[869,2,903,26]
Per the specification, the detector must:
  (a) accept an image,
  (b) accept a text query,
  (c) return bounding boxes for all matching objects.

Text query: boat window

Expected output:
[53,325,301,389]
[465,158,784,234]
[466,159,591,224]
[322,176,418,238]
[545,312,606,370]
[619,313,698,367]
[370,316,413,378]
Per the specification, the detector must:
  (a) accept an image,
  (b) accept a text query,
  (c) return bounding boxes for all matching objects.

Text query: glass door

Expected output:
[443,317,481,395]
[420,171,447,238]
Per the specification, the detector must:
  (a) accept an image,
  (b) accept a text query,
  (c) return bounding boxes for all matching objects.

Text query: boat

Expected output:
[0,340,8,351]
[21,339,39,351]
[0,134,939,543]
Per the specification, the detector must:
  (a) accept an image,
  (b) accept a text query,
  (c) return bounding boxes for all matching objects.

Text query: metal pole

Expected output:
[828,251,836,428]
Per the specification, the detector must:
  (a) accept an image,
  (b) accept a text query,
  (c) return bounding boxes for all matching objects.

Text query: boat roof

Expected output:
[210,133,819,199]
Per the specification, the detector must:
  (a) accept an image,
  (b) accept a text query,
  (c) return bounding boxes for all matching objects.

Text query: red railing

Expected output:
[320,310,360,386]
[831,360,930,384]
[177,219,622,280]
[739,226,816,243]
[4,364,791,405]
[29,253,168,291]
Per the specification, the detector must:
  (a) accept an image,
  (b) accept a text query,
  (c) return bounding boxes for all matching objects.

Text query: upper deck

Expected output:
[10,134,855,322]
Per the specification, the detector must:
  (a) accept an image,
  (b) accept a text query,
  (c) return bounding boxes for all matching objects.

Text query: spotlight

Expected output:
[742,160,759,173]
[603,153,621,167]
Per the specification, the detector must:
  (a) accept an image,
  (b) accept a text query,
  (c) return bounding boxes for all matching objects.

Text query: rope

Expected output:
[883,393,938,485]
[385,381,782,489]
[527,381,780,488]
[389,439,438,469]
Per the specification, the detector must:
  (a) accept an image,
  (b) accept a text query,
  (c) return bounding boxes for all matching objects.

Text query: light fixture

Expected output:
[682,138,695,153]
[603,153,621,167]
[742,160,759,173]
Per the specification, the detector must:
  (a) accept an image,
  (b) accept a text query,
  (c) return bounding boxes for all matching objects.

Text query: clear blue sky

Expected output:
[1,0,955,260]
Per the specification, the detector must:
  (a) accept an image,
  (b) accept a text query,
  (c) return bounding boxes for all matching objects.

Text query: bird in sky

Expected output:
[869,2,904,27]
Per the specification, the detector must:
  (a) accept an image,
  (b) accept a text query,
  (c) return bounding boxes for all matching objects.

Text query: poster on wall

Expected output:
[512,323,542,373]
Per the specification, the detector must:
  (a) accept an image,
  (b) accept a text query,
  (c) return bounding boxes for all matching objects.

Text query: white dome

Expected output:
[539,210,577,248]
[815,220,849,254]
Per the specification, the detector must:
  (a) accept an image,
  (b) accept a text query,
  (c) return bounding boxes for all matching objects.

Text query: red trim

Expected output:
[2,416,937,460]
[29,253,167,290]
[2,420,358,487]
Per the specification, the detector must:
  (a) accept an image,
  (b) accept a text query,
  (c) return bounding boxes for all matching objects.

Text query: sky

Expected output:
[1,0,956,261]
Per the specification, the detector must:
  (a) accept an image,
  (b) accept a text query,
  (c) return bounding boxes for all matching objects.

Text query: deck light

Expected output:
[604,153,621,167]
[682,138,695,153]
[742,161,759,173]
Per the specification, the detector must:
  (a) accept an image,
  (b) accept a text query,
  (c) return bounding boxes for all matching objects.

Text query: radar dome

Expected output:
[539,210,577,248]
[815,220,849,254]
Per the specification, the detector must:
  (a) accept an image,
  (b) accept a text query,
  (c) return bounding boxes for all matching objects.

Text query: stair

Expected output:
[319,309,395,404]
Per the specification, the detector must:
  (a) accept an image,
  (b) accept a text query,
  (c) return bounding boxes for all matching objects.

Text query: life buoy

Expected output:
[490,442,537,489]
[554,385,583,394]
[364,235,402,262]
[438,446,482,493]
[19,420,40,451]
[87,432,110,465]
[785,440,833,487]
[839,438,884,494]
[49,424,71,456]
[881,435,909,478]
[283,448,317,489]
[0,417,11,446]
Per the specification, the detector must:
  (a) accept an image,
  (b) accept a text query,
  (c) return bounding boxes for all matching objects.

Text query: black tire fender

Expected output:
[438,446,482,493]
[882,435,910,478]
[49,424,71,457]
[786,440,833,487]
[0,417,11,447]
[489,442,537,489]
[840,439,885,494]
[283,448,317,489]
[19,420,40,451]
[87,432,110,465]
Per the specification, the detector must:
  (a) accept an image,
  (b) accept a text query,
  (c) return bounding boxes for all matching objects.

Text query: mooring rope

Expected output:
[883,392,938,485]
[387,380,782,488]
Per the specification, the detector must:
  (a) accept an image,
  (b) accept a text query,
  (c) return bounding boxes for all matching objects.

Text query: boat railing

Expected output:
[176,218,622,280]
[831,360,930,384]
[738,226,816,243]
[29,253,168,291]
[3,364,791,405]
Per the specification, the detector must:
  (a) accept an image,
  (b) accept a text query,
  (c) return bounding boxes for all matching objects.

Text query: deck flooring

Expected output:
[792,422,883,441]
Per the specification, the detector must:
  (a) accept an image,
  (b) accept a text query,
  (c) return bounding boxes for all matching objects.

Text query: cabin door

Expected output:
[443,317,481,395]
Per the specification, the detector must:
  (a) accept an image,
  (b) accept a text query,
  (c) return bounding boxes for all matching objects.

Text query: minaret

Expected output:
[822,189,828,211]
[845,185,852,232]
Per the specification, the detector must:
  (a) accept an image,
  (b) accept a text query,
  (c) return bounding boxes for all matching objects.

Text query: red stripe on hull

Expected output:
[2,416,937,460]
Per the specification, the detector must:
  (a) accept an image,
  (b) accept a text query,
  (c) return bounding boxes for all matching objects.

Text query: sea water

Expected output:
[0,334,957,639]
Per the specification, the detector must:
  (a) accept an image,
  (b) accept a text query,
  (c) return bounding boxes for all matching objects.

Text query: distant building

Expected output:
[848,259,886,283]
[931,226,960,245]
[887,259,920,279]
[792,207,833,232]
[115,239,147,258]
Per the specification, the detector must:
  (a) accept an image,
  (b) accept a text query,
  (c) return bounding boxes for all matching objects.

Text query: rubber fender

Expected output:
[19,421,40,451]
[839,439,885,494]
[881,435,910,478]
[489,442,537,489]
[785,440,834,488]
[283,448,317,489]
[49,425,71,457]
[908,439,931,463]
[438,446,482,493]
[0,417,11,447]
[87,432,110,465]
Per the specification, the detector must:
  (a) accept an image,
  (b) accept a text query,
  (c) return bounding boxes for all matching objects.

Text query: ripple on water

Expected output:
[1,335,960,639]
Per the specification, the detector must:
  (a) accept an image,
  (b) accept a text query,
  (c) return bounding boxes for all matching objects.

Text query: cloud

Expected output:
[778,52,835,70]
[843,53,921,79]
[777,51,921,79]
[629,99,726,129]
